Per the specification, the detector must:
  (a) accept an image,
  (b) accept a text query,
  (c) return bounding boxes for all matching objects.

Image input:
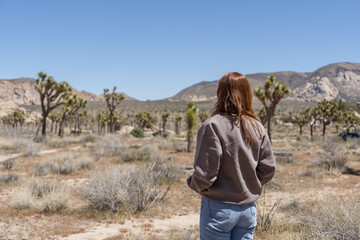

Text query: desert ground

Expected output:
[0,110,359,240]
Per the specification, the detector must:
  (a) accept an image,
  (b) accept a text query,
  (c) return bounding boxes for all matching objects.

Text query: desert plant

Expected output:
[2,159,15,170]
[255,186,282,231]
[161,112,170,134]
[0,174,19,184]
[254,74,291,142]
[58,93,87,137]
[35,154,94,175]
[86,168,127,212]
[80,134,97,143]
[130,127,144,138]
[174,142,188,152]
[86,160,175,212]
[34,72,72,136]
[119,147,153,163]
[299,198,360,240]
[316,140,348,172]
[90,135,124,160]
[306,108,320,138]
[104,87,125,133]
[316,99,342,137]
[22,141,41,157]
[173,114,183,135]
[12,179,69,212]
[185,102,198,152]
[135,111,156,131]
[294,109,309,135]
[198,112,209,123]
[341,111,360,133]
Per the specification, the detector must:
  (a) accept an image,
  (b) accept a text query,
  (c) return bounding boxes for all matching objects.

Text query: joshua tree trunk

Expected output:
[322,123,326,137]
[266,108,273,143]
[187,137,192,153]
[41,112,47,136]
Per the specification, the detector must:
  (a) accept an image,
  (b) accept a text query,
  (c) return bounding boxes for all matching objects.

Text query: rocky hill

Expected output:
[168,62,360,102]
[0,78,137,106]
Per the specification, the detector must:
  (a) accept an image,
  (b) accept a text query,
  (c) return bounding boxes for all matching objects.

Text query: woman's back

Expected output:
[187,113,275,205]
[187,72,276,240]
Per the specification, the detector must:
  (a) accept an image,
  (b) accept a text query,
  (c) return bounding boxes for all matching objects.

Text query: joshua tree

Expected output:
[294,110,309,135]
[1,109,26,131]
[305,108,320,138]
[185,101,198,152]
[103,87,124,133]
[254,74,291,142]
[49,112,61,133]
[58,94,87,137]
[173,114,182,135]
[161,112,170,134]
[317,99,341,137]
[135,111,156,131]
[257,107,267,125]
[342,111,360,133]
[96,112,103,134]
[34,72,72,136]
[198,112,209,123]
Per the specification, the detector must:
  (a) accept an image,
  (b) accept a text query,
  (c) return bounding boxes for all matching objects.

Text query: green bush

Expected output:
[130,128,144,138]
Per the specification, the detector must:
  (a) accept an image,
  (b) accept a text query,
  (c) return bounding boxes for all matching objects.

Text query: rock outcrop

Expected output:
[168,62,360,102]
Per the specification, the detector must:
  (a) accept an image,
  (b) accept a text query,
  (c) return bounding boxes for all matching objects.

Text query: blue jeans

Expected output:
[200,197,257,240]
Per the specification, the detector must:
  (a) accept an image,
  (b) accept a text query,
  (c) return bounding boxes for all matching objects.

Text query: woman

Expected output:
[187,72,276,240]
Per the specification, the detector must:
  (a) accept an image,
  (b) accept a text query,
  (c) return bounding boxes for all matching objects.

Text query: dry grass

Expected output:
[0,122,359,239]
[11,178,69,213]
[299,198,360,239]
[35,153,94,175]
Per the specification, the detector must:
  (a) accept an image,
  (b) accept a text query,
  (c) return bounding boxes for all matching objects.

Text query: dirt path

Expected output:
[59,213,199,240]
[0,147,80,163]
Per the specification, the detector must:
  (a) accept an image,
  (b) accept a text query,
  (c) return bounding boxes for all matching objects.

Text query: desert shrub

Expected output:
[157,140,173,150]
[123,162,174,211]
[80,134,97,143]
[130,128,144,138]
[47,138,70,148]
[274,151,294,163]
[11,179,69,212]
[0,138,33,153]
[35,154,94,175]
[299,199,360,240]
[256,187,282,231]
[86,160,176,212]
[86,168,126,212]
[162,132,169,138]
[119,147,153,163]
[21,141,41,157]
[264,179,282,190]
[316,141,348,172]
[32,135,47,143]
[2,159,15,170]
[281,199,303,212]
[90,135,124,160]
[174,142,187,152]
[301,170,318,177]
[0,174,19,184]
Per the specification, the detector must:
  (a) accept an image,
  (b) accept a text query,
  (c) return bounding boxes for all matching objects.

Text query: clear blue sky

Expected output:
[1,0,359,100]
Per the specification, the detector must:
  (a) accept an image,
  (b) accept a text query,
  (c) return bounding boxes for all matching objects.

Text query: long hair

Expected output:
[212,72,262,146]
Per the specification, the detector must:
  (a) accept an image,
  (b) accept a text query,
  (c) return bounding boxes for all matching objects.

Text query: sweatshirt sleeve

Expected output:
[256,132,276,185]
[187,123,223,193]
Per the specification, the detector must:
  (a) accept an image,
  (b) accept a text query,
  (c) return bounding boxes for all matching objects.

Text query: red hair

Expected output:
[212,72,262,146]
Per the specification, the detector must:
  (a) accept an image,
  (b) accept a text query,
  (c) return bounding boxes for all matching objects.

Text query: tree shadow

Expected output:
[343,167,360,176]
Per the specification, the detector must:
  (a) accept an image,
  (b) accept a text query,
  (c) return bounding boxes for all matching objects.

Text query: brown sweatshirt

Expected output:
[187,114,276,205]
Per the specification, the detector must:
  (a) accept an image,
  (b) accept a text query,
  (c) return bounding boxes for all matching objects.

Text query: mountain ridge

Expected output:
[168,62,360,102]
[0,77,138,106]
